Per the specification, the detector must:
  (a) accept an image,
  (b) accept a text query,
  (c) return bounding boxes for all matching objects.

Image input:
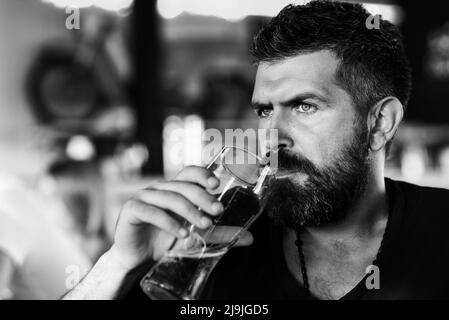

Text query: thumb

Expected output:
[233,230,254,247]
[206,226,254,247]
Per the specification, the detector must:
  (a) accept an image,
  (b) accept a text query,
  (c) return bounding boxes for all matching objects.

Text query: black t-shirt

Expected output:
[118,178,449,300]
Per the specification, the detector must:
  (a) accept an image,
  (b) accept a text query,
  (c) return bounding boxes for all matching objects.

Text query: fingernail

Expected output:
[179,228,188,238]
[211,201,224,214]
[200,217,212,228]
[208,177,219,188]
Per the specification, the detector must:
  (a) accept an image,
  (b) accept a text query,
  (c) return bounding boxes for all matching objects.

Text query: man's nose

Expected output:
[266,134,293,155]
[265,109,294,152]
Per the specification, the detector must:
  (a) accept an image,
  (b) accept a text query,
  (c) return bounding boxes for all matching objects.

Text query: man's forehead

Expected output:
[252,50,339,102]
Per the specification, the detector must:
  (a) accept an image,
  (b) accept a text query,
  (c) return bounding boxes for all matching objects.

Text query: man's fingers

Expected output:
[175,165,220,190]
[124,200,187,238]
[233,230,254,247]
[206,227,254,247]
[146,180,224,216]
[124,198,253,248]
[134,189,213,229]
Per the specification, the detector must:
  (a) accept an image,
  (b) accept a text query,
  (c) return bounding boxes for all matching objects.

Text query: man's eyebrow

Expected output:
[250,101,272,110]
[279,92,328,106]
[251,92,328,110]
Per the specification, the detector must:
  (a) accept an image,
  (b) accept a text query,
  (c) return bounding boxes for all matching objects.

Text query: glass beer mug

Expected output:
[140,146,272,300]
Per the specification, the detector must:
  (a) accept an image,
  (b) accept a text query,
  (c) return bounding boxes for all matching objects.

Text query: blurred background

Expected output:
[0,0,448,299]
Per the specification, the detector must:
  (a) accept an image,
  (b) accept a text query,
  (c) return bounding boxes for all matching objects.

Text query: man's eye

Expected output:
[256,108,273,118]
[294,103,317,114]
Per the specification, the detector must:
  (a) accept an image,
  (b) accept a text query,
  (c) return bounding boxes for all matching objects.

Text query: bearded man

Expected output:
[64,1,449,300]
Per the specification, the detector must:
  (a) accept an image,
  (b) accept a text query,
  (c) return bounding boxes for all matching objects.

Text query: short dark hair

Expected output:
[251,0,412,116]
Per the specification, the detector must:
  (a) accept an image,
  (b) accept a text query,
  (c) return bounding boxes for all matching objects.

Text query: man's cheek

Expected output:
[315,133,349,164]
[287,172,309,186]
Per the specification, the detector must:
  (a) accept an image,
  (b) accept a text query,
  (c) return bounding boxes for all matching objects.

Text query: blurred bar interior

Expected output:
[0,0,448,298]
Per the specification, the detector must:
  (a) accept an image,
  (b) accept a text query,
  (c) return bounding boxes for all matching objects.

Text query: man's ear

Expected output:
[368,97,404,152]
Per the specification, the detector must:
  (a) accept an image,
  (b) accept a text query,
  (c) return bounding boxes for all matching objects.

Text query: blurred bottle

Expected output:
[400,144,429,183]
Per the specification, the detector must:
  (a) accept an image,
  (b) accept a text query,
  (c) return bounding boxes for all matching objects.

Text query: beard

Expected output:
[262,119,371,229]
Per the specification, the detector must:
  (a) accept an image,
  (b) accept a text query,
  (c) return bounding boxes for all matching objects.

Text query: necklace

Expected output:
[294,228,310,292]
[294,211,392,296]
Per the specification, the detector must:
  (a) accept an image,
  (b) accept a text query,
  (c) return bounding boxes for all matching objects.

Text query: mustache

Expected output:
[271,149,320,177]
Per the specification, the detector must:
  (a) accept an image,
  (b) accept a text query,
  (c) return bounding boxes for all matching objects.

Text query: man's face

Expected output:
[251,50,371,228]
